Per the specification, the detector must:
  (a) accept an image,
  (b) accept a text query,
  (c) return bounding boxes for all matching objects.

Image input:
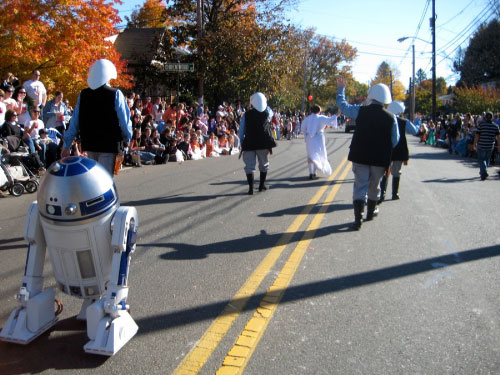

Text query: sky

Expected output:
[114,0,497,89]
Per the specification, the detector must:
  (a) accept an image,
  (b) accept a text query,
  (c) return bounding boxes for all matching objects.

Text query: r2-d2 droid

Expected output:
[0,156,139,356]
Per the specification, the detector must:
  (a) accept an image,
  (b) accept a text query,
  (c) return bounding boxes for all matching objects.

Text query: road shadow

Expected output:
[0,317,108,374]
[151,223,352,260]
[121,192,243,207]
[259,202,352,217]
[0,237,25,251]
[421,177,479,183]
[135,244,500,335]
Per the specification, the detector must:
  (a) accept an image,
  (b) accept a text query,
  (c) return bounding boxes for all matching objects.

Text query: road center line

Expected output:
[216,162,352,375]
[173,157,348,375]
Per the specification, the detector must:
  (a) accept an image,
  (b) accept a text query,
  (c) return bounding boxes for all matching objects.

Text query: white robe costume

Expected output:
[301,113,334,176]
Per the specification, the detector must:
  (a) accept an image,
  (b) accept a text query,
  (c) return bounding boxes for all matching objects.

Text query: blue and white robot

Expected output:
[0,156,139,356]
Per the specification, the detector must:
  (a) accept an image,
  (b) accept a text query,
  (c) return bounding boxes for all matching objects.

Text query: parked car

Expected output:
[345,117,356,133]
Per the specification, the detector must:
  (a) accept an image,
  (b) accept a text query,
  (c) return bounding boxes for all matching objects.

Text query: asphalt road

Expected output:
[0,130,499,375]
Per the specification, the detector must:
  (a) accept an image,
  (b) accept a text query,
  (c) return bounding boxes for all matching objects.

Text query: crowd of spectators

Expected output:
[415,111,500,170]
[0,70,307,173]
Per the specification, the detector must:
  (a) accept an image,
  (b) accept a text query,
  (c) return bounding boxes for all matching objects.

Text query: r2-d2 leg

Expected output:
[0,203,58,344]
[84,206,139,356]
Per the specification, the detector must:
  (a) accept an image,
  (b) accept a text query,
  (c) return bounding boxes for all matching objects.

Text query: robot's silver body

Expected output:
[0,156,138,356]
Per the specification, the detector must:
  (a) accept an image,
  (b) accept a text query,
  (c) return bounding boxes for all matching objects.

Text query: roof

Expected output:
[114,28,165,65]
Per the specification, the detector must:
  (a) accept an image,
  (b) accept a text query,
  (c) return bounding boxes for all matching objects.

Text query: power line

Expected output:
[436,0,475,29]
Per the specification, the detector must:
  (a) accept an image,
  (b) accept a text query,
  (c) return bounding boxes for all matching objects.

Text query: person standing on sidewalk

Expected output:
[336,76,399,230]
[379,101,420,202]
[239,92,277,195]
[473,112,500,180]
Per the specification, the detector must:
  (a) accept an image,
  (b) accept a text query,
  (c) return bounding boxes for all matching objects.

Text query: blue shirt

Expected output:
[404,119,420,136]
[63,86,132,148]
[336,87,399,147]
[239,107,274,144]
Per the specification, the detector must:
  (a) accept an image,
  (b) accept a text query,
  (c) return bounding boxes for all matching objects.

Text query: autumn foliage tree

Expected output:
[126,0,168,28]
[454,85,500,114]
[0,0,132,104]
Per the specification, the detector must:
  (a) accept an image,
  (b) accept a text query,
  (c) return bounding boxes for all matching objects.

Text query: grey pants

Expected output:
[352,162,386,201]
[86,151,116,177]
[243,149,270,175]
[390,160,404,177]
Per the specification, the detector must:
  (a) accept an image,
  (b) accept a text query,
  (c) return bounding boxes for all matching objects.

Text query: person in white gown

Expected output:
[301,105,335,179]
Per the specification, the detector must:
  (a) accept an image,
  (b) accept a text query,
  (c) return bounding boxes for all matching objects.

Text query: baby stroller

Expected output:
[0,153,39,196]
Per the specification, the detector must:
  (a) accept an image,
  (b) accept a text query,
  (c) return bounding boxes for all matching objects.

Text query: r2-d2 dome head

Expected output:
[38,156,119,225]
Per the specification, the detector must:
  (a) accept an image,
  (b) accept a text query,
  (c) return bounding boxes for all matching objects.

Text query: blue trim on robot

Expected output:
[79,188,116,216]
[49,156,97,177]
[117,227,135,286]
[39,203,117,223]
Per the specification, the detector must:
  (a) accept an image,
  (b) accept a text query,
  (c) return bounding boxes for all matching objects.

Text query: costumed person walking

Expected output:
[62,59,132,176]
[239,92,277,195]
[301,105,335,179]
[336,76,399,230]
[379,101,420,202]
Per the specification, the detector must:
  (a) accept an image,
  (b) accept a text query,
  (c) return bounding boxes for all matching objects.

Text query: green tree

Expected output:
[415,68,427,85]
[453,19,500,86]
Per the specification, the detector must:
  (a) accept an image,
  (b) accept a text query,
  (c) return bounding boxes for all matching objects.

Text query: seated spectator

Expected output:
[230,129,240,149]
[131,112,142,129]
[129,128,155,166]
[189,134,204,160]
[1,109,36,153]
[38,128,60,166]
[141,114,154,132]
[13,87,30,125]
[167,138,178,162]
[219,133,230,155]
[177,133,191,160]
[131,98,143,118]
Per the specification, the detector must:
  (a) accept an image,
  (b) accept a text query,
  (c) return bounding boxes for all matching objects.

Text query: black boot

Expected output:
[378,175,387,204]
[259,172,267,192]
[366,199,378,221]
[246,174,254,195]
[351,200,365,230]
[392,176,400,200]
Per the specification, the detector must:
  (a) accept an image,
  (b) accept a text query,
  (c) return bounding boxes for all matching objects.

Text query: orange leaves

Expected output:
[0,0,130,104]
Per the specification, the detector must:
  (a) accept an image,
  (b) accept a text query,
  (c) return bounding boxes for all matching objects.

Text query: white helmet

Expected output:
[387,101,405,115]
[367,83,391,104]
[87,59,117,90]
[250,92,267,112]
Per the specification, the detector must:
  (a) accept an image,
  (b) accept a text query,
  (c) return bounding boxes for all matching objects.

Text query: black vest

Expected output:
[79,86,123,153]
[241,109,277,151]
[348,104,394,167]
[392,117,409,161]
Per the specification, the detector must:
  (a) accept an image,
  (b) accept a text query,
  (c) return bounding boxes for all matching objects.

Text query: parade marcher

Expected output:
[301,105,335,179]
[336,76,399,230]
[62,59,132,176]
[239,92,277,195]
[473,112,500,180]
[379,101,420,202]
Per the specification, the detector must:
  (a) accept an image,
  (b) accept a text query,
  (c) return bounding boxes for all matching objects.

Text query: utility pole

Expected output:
[431,0,437,122]
[196,0,204,103]
[411,44,416,122]
[389,70,393,97]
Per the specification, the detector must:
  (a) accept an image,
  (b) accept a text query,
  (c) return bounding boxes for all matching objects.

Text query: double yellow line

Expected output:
[174,157,352,375]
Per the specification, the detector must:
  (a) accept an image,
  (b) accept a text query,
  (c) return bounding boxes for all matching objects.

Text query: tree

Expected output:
[164,0,311,110]
[303,34,357,109]
[415,69,427,85]
[454,85,500,114]
[0,0,132,104]
[370,61,406,101]
[453,19,500,86]
[126,0,168,28]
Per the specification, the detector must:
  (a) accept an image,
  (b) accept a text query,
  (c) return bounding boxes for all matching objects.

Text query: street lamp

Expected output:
[398,35,436,122]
